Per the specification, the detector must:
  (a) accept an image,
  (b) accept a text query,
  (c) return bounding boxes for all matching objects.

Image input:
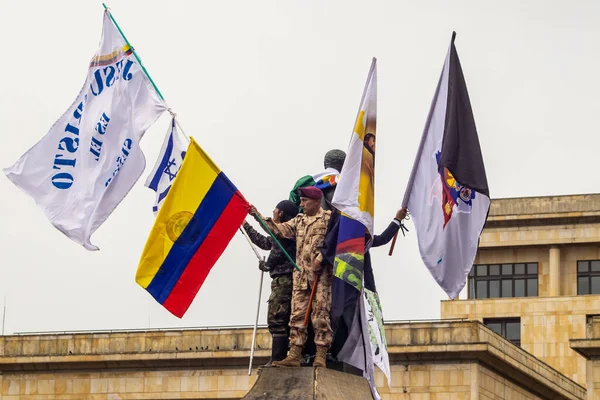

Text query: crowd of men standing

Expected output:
[245,149,407,370]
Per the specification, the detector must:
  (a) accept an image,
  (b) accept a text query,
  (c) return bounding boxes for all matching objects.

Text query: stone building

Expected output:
[0,322,586,399]
[443,193,600,391]
[1,193,598,399]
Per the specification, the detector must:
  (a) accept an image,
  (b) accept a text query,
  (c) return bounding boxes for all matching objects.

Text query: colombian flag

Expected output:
[136,137,249,318]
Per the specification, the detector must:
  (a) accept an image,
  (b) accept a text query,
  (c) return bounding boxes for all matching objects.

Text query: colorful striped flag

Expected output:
[330,58,386,399]
[289,167,340,206]
[136,137,249,318]
[332,58,377,235]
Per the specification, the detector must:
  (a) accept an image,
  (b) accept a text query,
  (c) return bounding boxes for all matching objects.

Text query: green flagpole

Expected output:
[101,4,299,274]
[102,3,165,101]
[254,215,301,272]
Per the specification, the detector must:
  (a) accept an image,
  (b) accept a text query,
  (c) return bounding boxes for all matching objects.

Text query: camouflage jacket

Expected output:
[262,209,332,290]
[243,222,296,278]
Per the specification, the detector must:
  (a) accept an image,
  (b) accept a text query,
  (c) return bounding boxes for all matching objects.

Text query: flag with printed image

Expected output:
[330,58,388,400]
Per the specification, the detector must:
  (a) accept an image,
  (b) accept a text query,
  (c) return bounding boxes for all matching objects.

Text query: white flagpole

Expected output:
[239,226,266,375]
[248,265,265,376]
[240,226,263,261]
[2,296,6,336]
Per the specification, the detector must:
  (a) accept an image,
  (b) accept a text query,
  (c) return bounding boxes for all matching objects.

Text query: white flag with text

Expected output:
[3,12,165,250]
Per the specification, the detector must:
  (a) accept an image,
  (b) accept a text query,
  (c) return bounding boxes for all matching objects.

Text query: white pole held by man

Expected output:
[239,227,266,375]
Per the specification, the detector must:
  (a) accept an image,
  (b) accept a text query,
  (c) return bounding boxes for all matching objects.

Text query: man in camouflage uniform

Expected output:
[250,186,332,368]
[288,149,346,361]
[243,200,298,366]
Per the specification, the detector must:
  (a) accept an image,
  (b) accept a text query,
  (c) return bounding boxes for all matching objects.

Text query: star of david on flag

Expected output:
[145,117,188,215]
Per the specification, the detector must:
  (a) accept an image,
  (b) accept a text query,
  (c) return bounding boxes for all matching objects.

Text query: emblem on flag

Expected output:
[145,117,187,215]
[137,137,249,318]
[404,32,490,299]
[431,150,477,228]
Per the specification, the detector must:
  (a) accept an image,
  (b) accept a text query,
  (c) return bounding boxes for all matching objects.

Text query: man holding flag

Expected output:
[250,186,332,369]
[242,200,298,367]
[327,57,387,399]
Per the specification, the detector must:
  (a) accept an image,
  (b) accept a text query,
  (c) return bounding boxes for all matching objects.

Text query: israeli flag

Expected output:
[145,117,187,215]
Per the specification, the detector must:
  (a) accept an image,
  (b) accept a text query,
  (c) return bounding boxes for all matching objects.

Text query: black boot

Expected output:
[262,334,289,367]
[272,334,289,362]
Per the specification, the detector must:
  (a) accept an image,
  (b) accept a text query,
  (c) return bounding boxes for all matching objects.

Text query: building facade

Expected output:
[442,193,600,388]
[0,321,586,399]
[1,193,599,399]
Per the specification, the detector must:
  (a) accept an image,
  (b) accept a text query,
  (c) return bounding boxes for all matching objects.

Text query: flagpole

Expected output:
[239,226,263,262]
[102,4,165,102]
[2,296,6,336]
[388,229,400,257]
[248,264,265,376]
[254,215,300,272]
[239,226,266,375]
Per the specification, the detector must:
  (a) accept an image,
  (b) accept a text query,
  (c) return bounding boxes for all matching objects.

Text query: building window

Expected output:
[484,318,521,346]
[586,314,600,338]
[468,263,538,299]
[577,260,600,295]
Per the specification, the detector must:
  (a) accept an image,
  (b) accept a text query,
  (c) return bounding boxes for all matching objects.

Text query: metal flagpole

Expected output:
[239,226,266,375]
[2,296,6,336]
[254,215,300,272]
[102,4,192,144]
[248,260,265,376]
[240,226,263,261]
[102,3,164,101]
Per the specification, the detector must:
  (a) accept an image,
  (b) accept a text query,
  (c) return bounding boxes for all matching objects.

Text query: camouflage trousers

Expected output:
[267,274,293,335]
[289,265,333,348]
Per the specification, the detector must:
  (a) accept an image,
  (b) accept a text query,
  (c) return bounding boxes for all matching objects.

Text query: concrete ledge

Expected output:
[488,194,600,218]
[385,321,585,400]
[0,321,586,400]
[570,339,600,359]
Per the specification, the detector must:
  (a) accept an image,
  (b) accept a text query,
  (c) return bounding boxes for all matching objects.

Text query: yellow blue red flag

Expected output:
[136,137,249,318]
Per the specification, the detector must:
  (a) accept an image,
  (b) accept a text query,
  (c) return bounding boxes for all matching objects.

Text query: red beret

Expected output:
[298,186,323,200]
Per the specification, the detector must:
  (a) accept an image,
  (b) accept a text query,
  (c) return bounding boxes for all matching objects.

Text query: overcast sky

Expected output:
[1,0,599,334]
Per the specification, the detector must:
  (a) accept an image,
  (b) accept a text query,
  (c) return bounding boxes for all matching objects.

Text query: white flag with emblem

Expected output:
[145,117,187,215]
[3,12,165,250]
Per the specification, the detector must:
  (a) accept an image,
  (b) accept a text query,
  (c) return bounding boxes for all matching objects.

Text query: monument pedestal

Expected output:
[243,367,374,400]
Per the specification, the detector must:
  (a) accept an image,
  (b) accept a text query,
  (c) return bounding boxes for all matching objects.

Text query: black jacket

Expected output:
[364,221,400,292]
[243,222,296,278]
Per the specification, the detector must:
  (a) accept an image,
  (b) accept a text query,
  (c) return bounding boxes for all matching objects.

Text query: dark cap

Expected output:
[297,186,323,200]
[276,200,299,222]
